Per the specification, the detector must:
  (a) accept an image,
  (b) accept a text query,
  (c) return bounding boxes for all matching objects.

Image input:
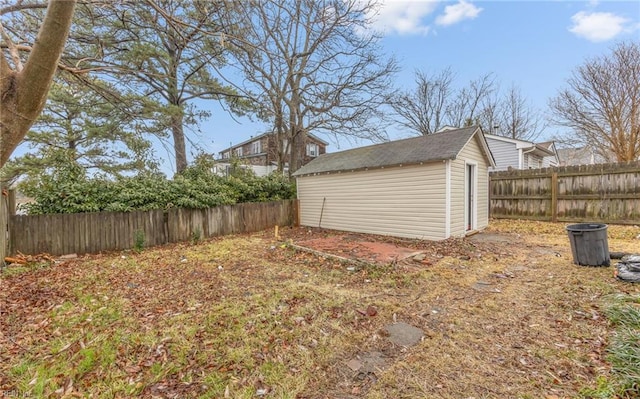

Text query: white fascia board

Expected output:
[445,159,451,238]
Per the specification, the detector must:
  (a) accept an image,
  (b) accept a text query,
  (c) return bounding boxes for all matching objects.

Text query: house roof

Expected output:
[484,133,556,157]
[293,126,495,176]
[218,131,329,154]
[556,146,611,165]
[538,141,555,149]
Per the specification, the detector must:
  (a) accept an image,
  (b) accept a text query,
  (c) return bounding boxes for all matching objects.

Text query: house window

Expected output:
[222,151,230,159]
[306,143,319,157]
[234,147,243,157]
[252,140,262,154]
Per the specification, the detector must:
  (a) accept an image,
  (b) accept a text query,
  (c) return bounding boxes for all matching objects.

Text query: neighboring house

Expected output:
[293,126,496,241]
[556,146,608,166]
[484,133,559,171]
[216,132,328,176]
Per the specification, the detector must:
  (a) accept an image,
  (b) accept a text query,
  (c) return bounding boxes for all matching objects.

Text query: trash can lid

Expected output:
[566,223,608,232]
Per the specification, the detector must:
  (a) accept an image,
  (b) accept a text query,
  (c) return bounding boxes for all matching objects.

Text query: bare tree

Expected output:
[446,72,496,128]
[0,0,76,167]
[224,0,397,173]
[390,68,454,135]
[392,69,497,136]
[550,41,640,162]
[394,68,547,142]
[494,84,546,142]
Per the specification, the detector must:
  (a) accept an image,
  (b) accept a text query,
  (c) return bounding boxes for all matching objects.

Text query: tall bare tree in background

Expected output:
[391,68,454,135]
[391,69,496,135]
[493,84,546,141]
[446,72,496,129]
[224,0,397,173]
[0,0,76,167]
[392,67,546,142]
[550,41,640,162]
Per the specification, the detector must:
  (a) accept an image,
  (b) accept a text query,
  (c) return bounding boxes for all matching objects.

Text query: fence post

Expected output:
[551,172,558,222]
[1,185,8,265]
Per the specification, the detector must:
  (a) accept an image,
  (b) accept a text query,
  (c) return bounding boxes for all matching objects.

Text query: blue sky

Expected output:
[184,0,639,175]
[12,1,640,176]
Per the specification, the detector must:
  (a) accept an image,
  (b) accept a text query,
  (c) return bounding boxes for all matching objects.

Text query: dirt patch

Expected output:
[297,235,423,264]
[467,231,514,243]
[286,227,509,267]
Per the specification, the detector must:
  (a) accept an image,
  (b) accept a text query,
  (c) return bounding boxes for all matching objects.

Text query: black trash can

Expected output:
[566,223,610,266]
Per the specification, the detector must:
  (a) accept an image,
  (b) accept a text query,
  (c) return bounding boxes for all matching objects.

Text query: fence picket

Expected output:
[490,162,640,224]
[8,200,297,256]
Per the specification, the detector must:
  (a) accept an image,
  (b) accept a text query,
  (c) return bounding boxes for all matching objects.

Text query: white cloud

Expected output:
[569,11,629,42]
[435,0,482,27]
[366,1,439,36]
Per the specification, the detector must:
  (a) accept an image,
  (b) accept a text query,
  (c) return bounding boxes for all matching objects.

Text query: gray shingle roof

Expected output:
[293,126,483,176]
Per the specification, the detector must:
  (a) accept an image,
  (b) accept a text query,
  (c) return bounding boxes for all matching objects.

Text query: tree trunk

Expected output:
[171,111,188,173]
[0,0,76,167]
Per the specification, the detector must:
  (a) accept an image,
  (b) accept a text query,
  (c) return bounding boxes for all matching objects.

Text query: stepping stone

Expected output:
[384,322,424,347]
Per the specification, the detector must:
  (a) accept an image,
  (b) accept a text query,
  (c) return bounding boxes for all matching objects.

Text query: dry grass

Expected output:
[1,219,639,398]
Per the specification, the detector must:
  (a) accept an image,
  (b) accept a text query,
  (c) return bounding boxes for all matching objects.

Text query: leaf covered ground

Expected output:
[1,220,639,398]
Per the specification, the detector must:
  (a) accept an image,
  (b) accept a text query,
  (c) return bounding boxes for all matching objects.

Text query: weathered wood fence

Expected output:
[8,199,297,256]
[1,185,11,264]
[490,162,640,224]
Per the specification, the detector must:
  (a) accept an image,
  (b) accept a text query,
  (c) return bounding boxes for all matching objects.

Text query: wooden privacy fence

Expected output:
[9,199,297,256]
[1,186,11,264]
[490,162,640,224]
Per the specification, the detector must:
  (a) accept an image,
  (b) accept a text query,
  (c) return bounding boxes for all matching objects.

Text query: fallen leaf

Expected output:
[366,305,378,317]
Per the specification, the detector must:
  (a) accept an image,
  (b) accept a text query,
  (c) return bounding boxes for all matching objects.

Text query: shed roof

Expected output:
[293,126,494,176]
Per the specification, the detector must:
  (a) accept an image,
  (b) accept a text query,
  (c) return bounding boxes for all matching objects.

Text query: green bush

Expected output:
[20,161,296,215]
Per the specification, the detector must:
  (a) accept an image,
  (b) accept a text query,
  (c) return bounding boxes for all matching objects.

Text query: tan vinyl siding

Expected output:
[449,159,465,236]
[297,163,447,240]
[450,135,490,236]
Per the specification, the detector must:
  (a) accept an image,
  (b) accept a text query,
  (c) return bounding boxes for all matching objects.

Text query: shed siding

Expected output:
[450,135,490,236]
[297,163,447,240]
[486,138,518,171]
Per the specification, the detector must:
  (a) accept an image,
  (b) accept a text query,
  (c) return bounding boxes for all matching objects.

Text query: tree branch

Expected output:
[1,0,76,167]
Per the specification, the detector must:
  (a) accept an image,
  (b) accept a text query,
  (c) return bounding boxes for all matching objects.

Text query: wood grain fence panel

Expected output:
[204,207,216,237]
[89,213,99,253]
[243,203,257,232]
[1,188,8,263]
[104,213,112,250]
[106,212,116,251]
[64,212,74,255]
[224,204,240,234]
[167,209,179,243]
[131,212,141,248]
[235,203,245,233]
[147,210,165,247]
[81,213,90,252]
[8,200,295,256]
[215,206,228,236]
[490,162,640,224]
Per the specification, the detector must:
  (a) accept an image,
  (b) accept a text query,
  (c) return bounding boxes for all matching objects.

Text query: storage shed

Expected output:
[292,126,496,240]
